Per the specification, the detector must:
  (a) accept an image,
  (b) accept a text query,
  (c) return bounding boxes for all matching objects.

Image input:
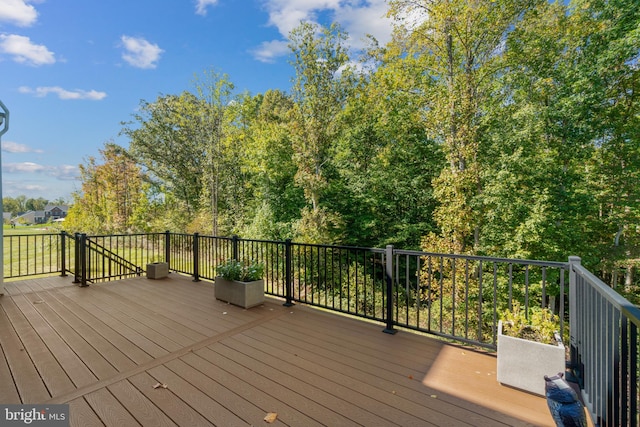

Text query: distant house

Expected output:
[44,205,68,222]
[12,205,69,225]
[13,210,38,225]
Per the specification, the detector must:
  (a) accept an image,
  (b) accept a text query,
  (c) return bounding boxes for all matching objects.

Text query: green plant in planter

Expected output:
[500,302,560,345]
[216,259,264,282]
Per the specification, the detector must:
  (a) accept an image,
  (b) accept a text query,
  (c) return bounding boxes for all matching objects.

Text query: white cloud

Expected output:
[337,0,392,49]
[5,181,48,193]
[263,0,336,38]
[0,34,55,66]
[3,162,79,180]
[251,40,290,63]
[253,0,393,62]
[195,0,219,16]
[2,141,44,153]
[18,86,107,100]
[120,35,164,69]
[0,0,38,27]
[4,161,45,173]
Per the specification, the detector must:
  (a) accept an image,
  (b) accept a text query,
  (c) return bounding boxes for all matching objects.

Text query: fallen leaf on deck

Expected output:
[407,375,413,380]
[431,395,437,399]
[264,412,278,423]
[33,300,44,304]
[153,383,168,389]
[223,312,228,315]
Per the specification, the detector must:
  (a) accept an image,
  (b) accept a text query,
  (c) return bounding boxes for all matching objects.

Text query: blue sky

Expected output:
[0,0,393,202]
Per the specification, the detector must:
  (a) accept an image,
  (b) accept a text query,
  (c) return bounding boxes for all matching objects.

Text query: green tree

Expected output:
[122,91,207,221]
[333,38,442,248]
[388,0,536,253]
[288,22,355,243]
[571,0,640,281]
[65,143,149,234]
[2,197,20,215]
[477,0,594,262]
[26,197,48,211]
[238,90,304,239]
[122,71,237,234]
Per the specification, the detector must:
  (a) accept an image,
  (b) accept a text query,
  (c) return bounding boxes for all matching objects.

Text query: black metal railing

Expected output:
[570,257,640,427]
[3,232,70,279]
[75,234,147,285]
[5,231,639,426]
[390,248,569,348]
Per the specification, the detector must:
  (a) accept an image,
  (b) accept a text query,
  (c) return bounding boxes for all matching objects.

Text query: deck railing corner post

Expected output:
[568,255,581,370]
[383,244,397,334]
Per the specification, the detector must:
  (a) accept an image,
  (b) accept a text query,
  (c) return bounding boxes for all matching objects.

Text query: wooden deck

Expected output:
[0,274,556,426]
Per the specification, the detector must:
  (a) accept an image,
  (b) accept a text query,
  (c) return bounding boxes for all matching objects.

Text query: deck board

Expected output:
[0,296,62,401]
[107,380,177,427]
[47,289,153,366]
[179,351,324,427]
[84,387,141,426]
[41,290,137,372]
[194,346,359,426]
[11,294,99,388]
[0,274,557,426]
[127,372,213,426]
[68,397,104,427]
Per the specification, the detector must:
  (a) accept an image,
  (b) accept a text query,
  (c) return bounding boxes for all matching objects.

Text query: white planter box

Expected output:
[215,277,265,308]
[497,320,566,396]
[146,262,169,279]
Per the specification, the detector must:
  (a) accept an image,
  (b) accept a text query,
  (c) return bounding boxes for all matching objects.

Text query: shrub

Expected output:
[500,301,560,345]
[216,259,264,282]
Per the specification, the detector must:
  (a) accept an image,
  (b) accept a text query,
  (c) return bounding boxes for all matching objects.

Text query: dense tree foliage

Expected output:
[2,196,55,214]
[65,143,150,234]
[69,1,638,288]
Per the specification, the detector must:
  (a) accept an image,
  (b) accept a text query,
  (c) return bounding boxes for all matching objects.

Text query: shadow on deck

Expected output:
[0,274,554,426]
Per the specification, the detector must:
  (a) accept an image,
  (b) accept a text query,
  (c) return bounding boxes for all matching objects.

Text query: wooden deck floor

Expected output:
[0,274,556,426]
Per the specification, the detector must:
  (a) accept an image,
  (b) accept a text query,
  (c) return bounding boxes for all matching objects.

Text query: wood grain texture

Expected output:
[0,275,557,426]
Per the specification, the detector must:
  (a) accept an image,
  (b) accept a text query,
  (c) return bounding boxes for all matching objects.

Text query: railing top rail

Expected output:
[393,248,568,269]
[86,232,167,238]
[289,241,386,253]
[572,262,640,325]
[233,235,386,252]
[6,232,63,238]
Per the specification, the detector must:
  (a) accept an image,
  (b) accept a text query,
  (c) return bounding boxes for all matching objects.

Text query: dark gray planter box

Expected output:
[215,277,264,308]
[146,262,169,279]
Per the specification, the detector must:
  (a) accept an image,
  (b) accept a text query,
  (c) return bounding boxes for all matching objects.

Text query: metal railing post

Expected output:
[568,256,581,372]
[80,233,88,287]
[283,238,294,307]
[73,233,81,283]
[164,230,171,267]
[232,235,239,260]
[60,231,67,277]
[383,244,397,334]
[193,233,200,282]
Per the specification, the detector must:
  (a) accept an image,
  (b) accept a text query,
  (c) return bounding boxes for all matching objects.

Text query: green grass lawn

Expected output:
[3,224,63,236]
